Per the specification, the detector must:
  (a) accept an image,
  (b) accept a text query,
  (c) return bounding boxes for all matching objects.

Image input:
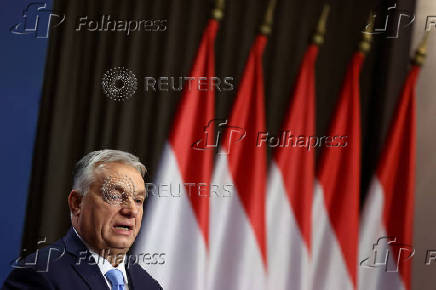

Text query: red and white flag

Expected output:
[208,34,268,290]
[266,44,318,290]
[359,65,418,290]
[312,52,364,290]
[134,19,219,290]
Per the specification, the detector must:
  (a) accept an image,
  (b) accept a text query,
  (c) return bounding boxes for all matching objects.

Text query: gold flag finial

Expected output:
[312,4,331,45]
[413,31,430,66]
[359,11,375,54]
[212,0,225,20]
[259,0,277,35]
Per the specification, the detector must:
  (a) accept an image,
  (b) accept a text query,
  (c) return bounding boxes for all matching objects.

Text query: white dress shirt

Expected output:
[73,227,129,290]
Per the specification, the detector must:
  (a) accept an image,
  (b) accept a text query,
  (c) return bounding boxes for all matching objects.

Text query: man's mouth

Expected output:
[113,224,133,231]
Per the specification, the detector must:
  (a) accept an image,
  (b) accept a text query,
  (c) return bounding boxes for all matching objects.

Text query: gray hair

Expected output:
[72,149,146,196]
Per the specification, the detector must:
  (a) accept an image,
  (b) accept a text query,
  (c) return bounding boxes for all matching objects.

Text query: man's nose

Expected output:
[120,198,139,217]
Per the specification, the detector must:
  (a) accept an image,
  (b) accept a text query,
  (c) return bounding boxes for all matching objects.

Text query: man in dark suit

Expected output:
[3,150,162,290]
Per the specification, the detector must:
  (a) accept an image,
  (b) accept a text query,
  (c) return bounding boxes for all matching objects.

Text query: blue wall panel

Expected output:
[0,0,52,283]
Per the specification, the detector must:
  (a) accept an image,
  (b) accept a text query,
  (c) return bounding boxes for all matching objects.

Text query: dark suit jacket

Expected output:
[2,228,162,290]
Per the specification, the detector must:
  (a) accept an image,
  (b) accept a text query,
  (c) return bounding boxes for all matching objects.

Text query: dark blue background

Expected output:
[0,0,52,283]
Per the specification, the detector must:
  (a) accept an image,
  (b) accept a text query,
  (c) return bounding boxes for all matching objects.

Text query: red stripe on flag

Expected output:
[376,66,419,290]
[275,44,318,253]
[169,19,219,247]
[317,52,364,288]
[222,35,268,266]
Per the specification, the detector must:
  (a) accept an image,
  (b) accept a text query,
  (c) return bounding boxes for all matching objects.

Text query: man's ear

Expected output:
[68,190,83,217]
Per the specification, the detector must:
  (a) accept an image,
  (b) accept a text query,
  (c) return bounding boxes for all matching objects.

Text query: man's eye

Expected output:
[135,199,144,204]
[110,192,123,200]
[104,190,124,201]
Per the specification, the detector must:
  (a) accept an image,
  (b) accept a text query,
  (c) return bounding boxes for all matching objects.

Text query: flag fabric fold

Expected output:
[134,17,418,290]
[134,19,218,290]
[267,44,318,290]
[359,65,419,290]
[312,51,364,290]
[208,34,268,290]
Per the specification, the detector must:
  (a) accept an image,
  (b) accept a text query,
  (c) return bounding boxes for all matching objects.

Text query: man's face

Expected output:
[73,162,145,253]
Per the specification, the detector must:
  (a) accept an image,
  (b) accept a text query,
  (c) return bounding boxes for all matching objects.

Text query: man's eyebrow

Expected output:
[135,190,146,197]
[111,184,128,192]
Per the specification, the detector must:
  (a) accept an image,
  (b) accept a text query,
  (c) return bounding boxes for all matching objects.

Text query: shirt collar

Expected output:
[72,227,129,284]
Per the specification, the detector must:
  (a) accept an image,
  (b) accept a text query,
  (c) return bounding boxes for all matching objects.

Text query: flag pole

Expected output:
[359,11,375,54]
[212,0,225,20]
[312,4,330,45]
[413,31,430,66]
[259,0,277,35]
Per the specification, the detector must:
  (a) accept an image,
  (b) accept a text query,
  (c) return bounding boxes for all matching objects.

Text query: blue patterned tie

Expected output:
[105,269,125,290]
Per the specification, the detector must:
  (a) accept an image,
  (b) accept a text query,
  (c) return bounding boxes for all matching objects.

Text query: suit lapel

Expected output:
[63,228,109,290]
[126,263,144,290]
[72,259,110,290]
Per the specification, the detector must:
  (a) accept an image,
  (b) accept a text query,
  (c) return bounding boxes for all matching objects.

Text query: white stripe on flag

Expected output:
[359,178,405,290]
[312,180,353,290]
[208,152,266,290]
[267,162,311,290]
[134,143,207,290]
